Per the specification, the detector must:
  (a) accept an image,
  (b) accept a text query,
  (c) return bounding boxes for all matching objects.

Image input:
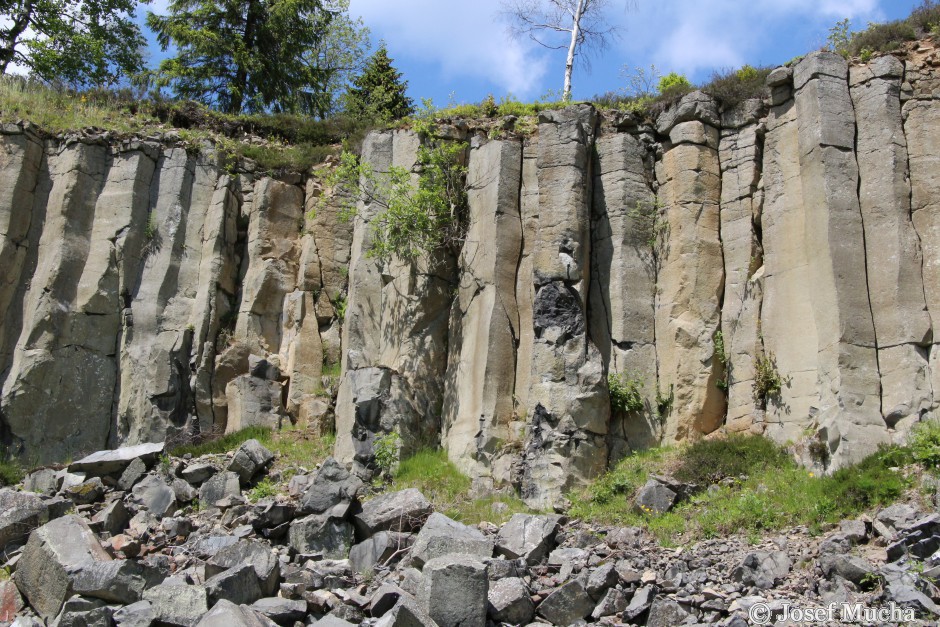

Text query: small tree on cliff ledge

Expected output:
[500,0,630,101]
[342,45,413,122]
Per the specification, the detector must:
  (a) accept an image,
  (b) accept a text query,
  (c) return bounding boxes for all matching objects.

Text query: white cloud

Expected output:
[349,0,549,96]
[613,0,887,78]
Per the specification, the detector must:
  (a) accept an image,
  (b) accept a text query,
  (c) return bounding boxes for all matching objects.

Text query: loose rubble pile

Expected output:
[1,442,940,626]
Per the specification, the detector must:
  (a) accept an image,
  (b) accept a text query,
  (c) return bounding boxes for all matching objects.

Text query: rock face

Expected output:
[0,132,343,464]
[4,43,940,502]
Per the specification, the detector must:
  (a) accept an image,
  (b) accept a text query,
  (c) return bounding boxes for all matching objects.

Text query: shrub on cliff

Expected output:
[702,65,771,108]
[322,103,468,264]
[829,1,940,60]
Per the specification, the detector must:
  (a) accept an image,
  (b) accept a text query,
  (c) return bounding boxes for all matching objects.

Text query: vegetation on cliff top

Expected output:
[827,0,940,60]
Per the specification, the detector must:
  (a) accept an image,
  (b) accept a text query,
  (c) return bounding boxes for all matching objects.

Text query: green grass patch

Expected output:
[672,433,792,485]
[247,477,278,502]
[0,76,372,174]
[701,65,772,109]
[569,435,915,547]
[0,457,24,487]
[389,448,533,525]
[169,425,274,457]
[169,424,334,470]
[910,419,940,471]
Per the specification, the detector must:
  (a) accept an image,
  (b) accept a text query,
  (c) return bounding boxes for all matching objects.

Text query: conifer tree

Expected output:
[343,45,413,122]
[147,0,336,114]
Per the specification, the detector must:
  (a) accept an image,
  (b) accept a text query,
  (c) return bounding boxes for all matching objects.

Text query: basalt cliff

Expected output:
[3,47,940,507]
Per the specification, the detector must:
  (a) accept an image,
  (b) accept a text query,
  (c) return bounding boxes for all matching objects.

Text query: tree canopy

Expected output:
[147,0,342,114]
[307,0,371,118]
[0,0,147,87]
[342,45,413,122]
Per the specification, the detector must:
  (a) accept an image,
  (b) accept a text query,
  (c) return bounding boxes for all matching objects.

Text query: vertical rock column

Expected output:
[334,132,393,466]
[850,55,933,430]
[376,130,458,454]
[117,150,224,445]
[794,52,887,467]
[589,128,659,458]
[518,105,609,509]
[718,101,766,433]
[654,93,726,442]
[189,175,240,434]
[2,141,119,462]
[335,130,460,467]
[442,138,523,482]
[226,178,304,433]
[904,53,940,420]
[760,87,822,445]
[0,127,43,380]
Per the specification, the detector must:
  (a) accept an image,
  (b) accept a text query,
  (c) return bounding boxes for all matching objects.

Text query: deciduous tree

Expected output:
[500,0,626,101]
[0,0,147,87]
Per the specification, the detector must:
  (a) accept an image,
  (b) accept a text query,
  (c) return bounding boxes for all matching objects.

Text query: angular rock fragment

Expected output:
[143,580,210,627]
[354,489,432,536]
[228,439,275,484]
[69,442,165,476]
[732,551,792,589]
[494,513,562,564]
[487,576,534,625]
[14,515,111,619]
[200,472,241,506]
[206,540,280,597]
[537,577,595,625]
[410,512,493,568]
[299,457,362,516]
[288,514,354,559]
[418,554,488,627]
[0,489,56,549]
[195,599,277,627]
[205,564,263,606]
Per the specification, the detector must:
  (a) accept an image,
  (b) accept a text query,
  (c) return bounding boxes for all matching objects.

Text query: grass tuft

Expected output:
[673,433,791,485]
[702,65,772,109]
[0,76,369,173]
[389,448,533,525]
[569,435,915,547]
[0,456,24,487]
[169,426,274,457]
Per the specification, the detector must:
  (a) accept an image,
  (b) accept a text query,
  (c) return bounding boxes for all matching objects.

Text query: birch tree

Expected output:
[500,0,624,100]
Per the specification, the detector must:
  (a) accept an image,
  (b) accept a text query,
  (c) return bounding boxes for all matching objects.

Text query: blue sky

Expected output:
[343,0,924,106]
[141,0,926,107]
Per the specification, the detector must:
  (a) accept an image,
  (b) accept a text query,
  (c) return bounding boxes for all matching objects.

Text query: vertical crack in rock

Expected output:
[793,51,887,469]
[718,99,767,434]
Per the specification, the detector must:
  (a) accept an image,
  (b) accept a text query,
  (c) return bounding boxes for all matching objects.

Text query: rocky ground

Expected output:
[1,440,939,626]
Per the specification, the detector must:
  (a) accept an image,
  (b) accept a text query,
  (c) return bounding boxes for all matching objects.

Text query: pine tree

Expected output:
[147,0,337,114]
[343,45,413,122]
